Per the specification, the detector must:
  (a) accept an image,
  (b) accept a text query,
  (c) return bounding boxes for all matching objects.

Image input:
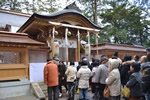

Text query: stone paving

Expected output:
[1,91,124,100]
[1,92,94,100]
[1,95,40,100]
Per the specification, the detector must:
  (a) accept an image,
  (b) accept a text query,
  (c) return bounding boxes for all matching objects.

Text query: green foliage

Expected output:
[79,0,101,23]
[0,0,59,13]
[0,0,22,12]
[79,0,149,46]
[99,0,150,46]
[0,0,149,47]
[22,0,59,14]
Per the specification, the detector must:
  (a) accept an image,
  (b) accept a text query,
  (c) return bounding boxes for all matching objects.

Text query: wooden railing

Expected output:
[0,64,28,80]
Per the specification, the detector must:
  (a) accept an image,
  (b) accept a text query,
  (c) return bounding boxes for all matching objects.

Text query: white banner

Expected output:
[29,62,79,82]
[64,62,79,68]
[29,63,46,82]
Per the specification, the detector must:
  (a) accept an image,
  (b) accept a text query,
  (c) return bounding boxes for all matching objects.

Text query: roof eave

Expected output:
[18,10,103,32]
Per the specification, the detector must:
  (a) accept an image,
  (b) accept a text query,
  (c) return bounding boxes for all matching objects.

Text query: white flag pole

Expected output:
[87,31,90,61]
[96,34,99,58]
[88,31,90,45]
[52,26,55,39]
[65,28,69,64]
[52,26,55,57]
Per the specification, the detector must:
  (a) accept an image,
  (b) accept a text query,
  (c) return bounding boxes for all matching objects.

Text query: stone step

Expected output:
[37,82,68,98]
[31,82,45,100]
[37,82,48,97]
[40,85,47,91]
[38,82,46,86]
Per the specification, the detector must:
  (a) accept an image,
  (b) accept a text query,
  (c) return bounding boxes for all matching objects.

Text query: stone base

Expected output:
[0,79,31,99]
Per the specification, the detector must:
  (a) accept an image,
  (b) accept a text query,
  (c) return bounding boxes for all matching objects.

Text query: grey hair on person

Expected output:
[141,56,147,62]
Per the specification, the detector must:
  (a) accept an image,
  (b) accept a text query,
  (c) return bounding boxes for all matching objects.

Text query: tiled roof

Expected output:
[0,31,44,46]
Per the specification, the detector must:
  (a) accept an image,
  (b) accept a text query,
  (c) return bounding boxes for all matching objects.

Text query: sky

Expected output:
[26,0,81,11]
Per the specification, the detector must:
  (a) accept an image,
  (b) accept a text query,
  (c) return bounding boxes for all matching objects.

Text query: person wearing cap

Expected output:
[82,57,92,70]
[146,47,150,54]
[142,54,150,100]
[133,55,140,63]
[53,56,60,66]
[120,54,134,86]
[112,51,122,65]
[44,58,59,100]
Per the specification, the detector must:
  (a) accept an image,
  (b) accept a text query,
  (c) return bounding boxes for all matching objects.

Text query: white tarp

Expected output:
[29,63,46,82]
[29,62,79,82]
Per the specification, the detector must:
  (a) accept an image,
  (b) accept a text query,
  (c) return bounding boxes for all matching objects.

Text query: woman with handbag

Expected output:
[65,62,77,100]
[126,62,143,100]
[105,58,121,100]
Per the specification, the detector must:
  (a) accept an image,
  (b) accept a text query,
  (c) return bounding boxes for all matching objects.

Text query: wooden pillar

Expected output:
[75,47,78,61]
[77,29,80,61]
[87,31,90,61]
[24,47,28,78]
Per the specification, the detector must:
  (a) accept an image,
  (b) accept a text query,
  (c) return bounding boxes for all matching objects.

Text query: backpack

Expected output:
[143,66,150,77]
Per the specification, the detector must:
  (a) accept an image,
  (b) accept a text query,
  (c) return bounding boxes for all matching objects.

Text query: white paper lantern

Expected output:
[53,42,59,57]
[85,44,91,56]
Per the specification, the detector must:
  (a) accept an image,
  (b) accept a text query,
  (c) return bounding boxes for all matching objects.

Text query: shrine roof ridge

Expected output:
[18,9,102,32]
[34,9,102,29]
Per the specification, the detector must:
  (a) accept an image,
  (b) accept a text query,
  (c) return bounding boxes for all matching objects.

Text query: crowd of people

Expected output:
[43,48,150,100]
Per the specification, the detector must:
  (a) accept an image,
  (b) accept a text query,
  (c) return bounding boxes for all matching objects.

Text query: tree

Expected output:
[100,0,129,43]
[0,0,59,14]
[22,0,59,14]
[99,0,150,46]
[78,0,102,44]
[0,0,22,12]
[132,0,150,6]
[79,0,101,24]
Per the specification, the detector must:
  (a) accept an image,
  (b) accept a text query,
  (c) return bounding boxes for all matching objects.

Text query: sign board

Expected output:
[54,39,77,48]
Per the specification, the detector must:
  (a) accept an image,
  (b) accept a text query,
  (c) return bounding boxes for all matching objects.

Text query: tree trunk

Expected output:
[94,0,98,25]
[139,30,143,45]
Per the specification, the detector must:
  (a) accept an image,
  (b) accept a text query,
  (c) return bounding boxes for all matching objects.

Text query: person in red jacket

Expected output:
[44,58,59,100]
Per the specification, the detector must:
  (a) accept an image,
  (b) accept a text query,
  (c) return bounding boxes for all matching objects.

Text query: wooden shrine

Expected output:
[18,3,102,62]
[0,31,44,80]
[91,43,147,59]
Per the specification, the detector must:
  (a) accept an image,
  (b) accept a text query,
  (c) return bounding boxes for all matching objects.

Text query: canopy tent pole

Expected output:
[77,29,80,61]
[65,28,69,64]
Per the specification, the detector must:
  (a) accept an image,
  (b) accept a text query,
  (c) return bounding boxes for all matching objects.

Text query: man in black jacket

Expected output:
[58,61,68,97]
[142,54,150,100]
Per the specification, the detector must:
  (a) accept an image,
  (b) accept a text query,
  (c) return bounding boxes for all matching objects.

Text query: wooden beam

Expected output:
[49,21,100,33]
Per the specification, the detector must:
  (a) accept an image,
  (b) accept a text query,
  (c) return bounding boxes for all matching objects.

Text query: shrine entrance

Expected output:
[18,3,102,62]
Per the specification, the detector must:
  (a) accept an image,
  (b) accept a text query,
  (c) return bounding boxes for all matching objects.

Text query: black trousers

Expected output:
[67,82,75,100]
[95,83,106,100]
[59,83,68,93]
[48,86,59,100]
